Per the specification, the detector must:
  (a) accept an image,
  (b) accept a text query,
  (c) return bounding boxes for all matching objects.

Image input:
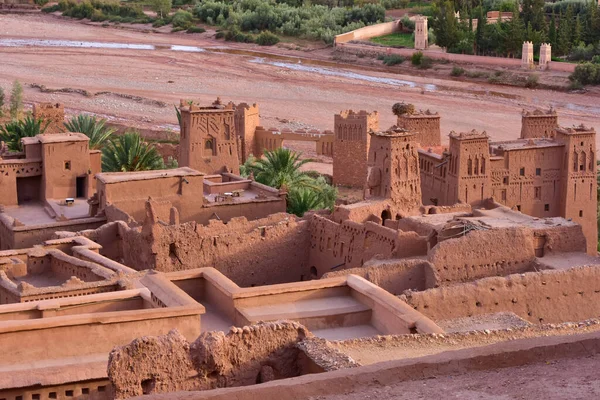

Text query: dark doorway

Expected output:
[76,176,87,198]
[381,209,391,225]
[17,176,41,204]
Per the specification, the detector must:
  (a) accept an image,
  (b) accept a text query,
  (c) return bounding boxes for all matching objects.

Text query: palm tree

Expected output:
[101,131,166,172]
[64,114,115,150]
[250,148,317,190]
[287,187,325,217]
[0,116,49,152]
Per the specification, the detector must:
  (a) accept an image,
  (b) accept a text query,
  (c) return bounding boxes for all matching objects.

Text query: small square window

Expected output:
[536,168,541,176]
[32,395,40,400]
[65,390,74,397]
[15,396,23,400]
[545,204,550,211]
[97,386,106,392]
[49,393,57,399]
[64,161,71,170]
[503,176,508,184]
[519,167,525,176]
[82,388,90,395]
[579,210,583,217]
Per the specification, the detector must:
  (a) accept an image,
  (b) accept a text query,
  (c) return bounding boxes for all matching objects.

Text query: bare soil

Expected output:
[1,13,599,149]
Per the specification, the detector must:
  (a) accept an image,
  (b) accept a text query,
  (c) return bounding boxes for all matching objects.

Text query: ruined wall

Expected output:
[122,213,311,287]
[108,321,312,399]
[323,258,438,294]
[428,227,538,284]
[396,113,441,148]
[0,159,42,206]
[308,214,427,278]
[403,265,600,324]
[334,20,402,44]
[254,127,284,158]
[419,150,449,206]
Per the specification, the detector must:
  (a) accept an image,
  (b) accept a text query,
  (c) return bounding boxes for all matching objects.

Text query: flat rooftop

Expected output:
[21,132,89,144]
[490,137,563,151]
[3,199,90,226]
[96,167,203,184]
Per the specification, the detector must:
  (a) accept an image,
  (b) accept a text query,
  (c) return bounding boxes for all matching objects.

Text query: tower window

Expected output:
[64,161,71,170]
[503,176,508,184]
[519,167,525,176]
[545,204,549,211]
[534,186,541,199]
[516,205,521,211]
[535,168,541,176]
[579,210,583,217]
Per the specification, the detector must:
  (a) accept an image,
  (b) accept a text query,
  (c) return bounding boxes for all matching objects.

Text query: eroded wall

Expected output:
[403,265,600,324]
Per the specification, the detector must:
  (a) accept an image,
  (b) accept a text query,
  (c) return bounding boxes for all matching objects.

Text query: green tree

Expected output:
[431,0,460,50]
[64,114,115,150]
[504,11,525,58]
[287,187,324,217]
[573,15,582,46]
[101,132,165,172]
[0,116,49,152]
[0,87,5,118]
[548,12,557,47]
[522,0,545,32]
[150,0,171,19]
[557,11,572,56]
[248,147,316,190]
[9,80,23,120]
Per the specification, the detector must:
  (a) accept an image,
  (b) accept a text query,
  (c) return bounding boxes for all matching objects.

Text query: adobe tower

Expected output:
[178,99,240,175]
[333,110,379,188]
[414,16,428,50]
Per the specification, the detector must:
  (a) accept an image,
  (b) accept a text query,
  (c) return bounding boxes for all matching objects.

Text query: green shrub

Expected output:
[381,54,405,66]
[525,73,539,88]
[171,9,194,30]
[34,0,49,6]
[569,63,600,85]
[186,26,206,34]
[411,51,423,66]
[225,27,254,43]
[42,4,60,12]
[255,31,280,46]
[215,31,226,39]
[451,66,465,76]
[418,56,433,69]
[152,18,168,28]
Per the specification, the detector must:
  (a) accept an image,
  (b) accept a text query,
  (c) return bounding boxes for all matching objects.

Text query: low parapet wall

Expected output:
[334,20,402,45]
[136,329,600,400]
[337,43,577,72]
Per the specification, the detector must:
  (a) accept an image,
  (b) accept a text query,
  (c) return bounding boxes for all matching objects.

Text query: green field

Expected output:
[370,32,413,48]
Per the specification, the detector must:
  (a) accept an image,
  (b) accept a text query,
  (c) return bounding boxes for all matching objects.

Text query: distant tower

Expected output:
[333,110,379,188]
[414,16,428,50]
[555,126,597,255]
[178,99,240,175]
[396,109,441,148]
[365,128,421,209]
[233,103,260,163]
[520,108,558,139]
[445,130,491,205]
[33,103,65,134]
[522,41,534,68]
[539,43,551,70]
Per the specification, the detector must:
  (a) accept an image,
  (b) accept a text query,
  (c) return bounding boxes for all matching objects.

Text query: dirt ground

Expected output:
[314,353,600,399]
[1,13,600,149]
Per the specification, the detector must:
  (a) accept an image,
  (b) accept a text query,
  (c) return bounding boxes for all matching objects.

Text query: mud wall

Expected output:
[334,20,402,45]
[323,259,438,294]
[309,215,427,278]
[428,227,539,284]
[403,265,600,324]
[122,213,311,287]
[108,322,313,399]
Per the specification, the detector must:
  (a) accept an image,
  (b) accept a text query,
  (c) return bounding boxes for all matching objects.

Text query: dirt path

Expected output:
[1,13,599,147]
[315,353,600,399]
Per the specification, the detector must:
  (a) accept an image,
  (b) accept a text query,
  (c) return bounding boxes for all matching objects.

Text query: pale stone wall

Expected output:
[334,20,402,45]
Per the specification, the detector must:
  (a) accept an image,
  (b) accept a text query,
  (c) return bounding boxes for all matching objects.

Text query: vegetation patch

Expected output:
[370,32,414,48]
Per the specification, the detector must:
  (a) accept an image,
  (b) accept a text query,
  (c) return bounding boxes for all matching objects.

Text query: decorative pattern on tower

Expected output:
[178,98,241,175]
[365,128,422,209]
